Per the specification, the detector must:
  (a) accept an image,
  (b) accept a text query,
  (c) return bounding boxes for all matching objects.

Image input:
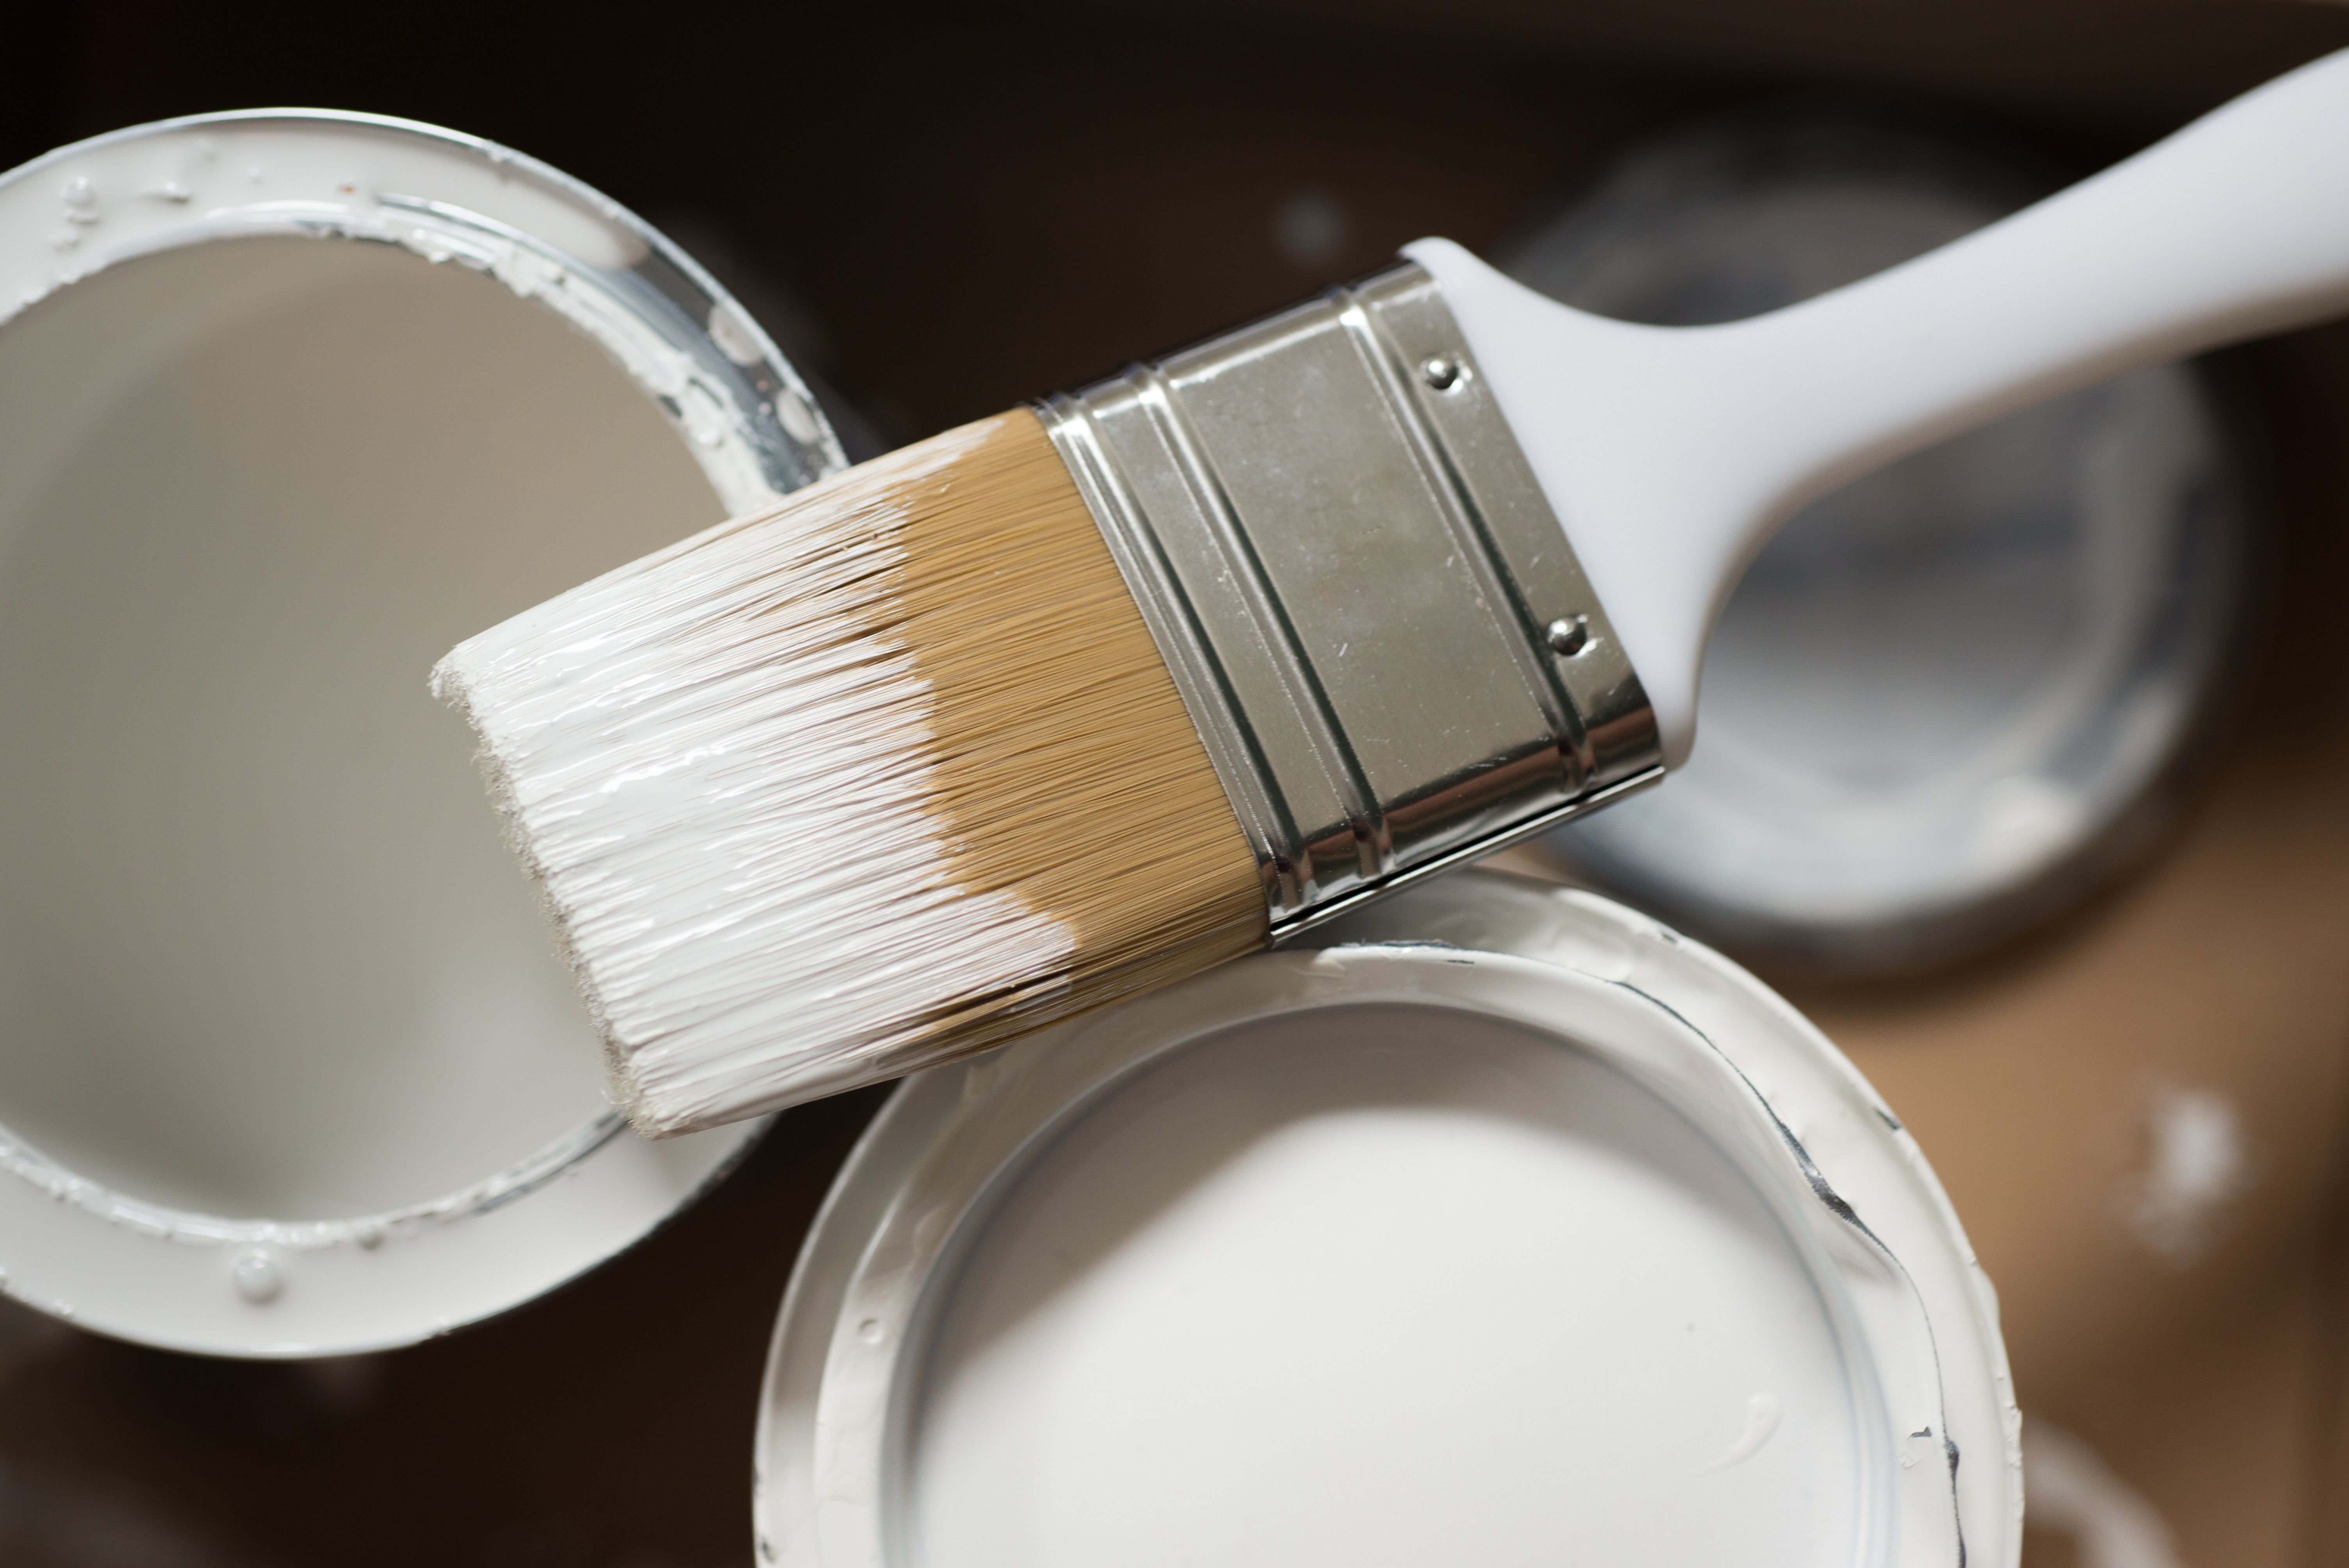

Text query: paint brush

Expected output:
[435,50,2349,1136]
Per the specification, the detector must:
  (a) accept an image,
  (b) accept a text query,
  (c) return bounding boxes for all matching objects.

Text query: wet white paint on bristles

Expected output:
[434,424,1074,1135]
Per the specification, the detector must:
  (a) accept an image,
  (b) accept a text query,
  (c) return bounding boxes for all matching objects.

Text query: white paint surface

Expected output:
[0,233,726,1220]
[904,1004,1859,1568]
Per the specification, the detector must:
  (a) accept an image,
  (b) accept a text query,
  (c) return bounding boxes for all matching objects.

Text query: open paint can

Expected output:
[755,870,2018,1567]
[1519,110,2253,973]
[0,112,841,1356]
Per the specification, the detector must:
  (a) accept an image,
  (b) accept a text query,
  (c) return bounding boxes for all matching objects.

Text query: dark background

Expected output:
[11,0,2349,451]
[6,2,2349,1564]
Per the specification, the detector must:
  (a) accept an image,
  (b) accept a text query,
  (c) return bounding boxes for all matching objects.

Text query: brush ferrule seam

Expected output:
[1037,261,1664,939]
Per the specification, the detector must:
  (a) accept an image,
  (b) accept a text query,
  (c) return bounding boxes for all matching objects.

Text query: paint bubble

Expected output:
[230,1250,283,1305]
[775,388,823,445]
[707,301,766,367]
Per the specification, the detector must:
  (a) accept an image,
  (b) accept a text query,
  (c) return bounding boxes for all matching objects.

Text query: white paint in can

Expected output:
[757,873,2021,1568]
[910,1006,1854,1566]
[0,234,717,1219]
[0,114,840,1356]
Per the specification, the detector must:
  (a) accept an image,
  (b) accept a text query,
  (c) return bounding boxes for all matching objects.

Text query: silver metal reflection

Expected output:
[1037,262,1661,939]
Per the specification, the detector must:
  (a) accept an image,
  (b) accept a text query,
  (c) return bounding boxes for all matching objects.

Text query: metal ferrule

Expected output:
[1037,261,1663,941]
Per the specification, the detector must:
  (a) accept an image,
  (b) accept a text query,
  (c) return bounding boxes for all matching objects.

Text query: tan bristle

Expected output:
[432,410,1268,1135]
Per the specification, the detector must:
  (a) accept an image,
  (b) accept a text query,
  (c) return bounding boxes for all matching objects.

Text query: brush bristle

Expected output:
[432,410,1268,1135]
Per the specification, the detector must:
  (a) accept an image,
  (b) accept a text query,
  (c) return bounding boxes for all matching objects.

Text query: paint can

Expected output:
[1516,109,2253,973]
[754,869,2018,1567]
[0,112,842,1356]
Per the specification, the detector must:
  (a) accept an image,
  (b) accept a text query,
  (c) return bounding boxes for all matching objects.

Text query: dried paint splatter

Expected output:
[2123,1083,2250,1265]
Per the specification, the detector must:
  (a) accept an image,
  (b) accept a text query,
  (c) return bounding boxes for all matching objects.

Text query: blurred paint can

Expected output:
[1520,108,2255,974]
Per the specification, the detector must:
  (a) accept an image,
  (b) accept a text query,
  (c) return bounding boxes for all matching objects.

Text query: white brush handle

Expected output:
[1410,45,2349,767]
